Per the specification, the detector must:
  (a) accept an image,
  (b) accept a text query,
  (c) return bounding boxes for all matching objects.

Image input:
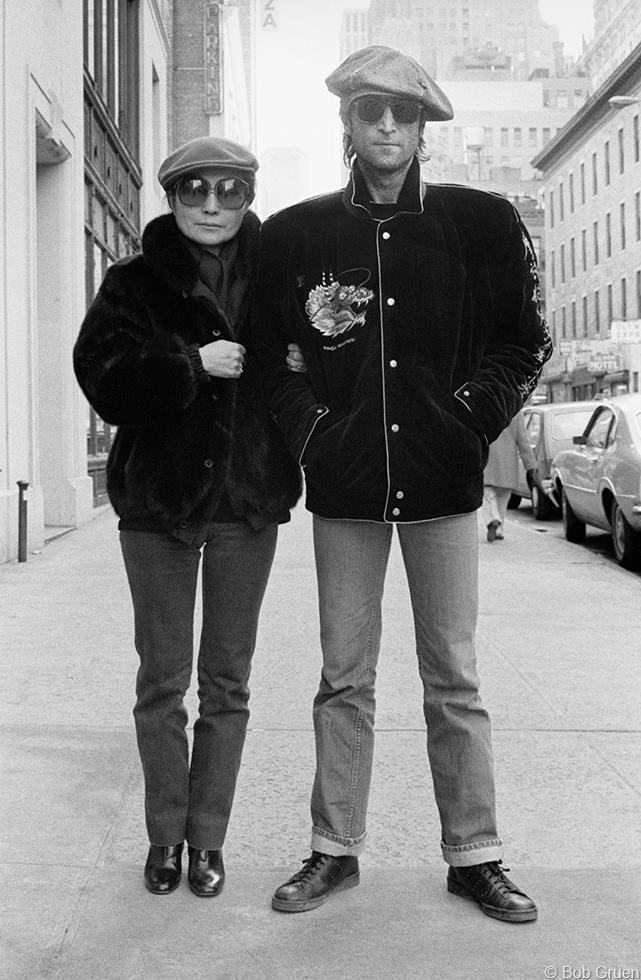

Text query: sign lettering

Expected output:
[262,0,278,29]
[204,2,222,115]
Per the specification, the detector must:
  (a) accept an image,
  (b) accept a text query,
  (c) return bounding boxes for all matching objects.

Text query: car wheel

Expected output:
[610,499,641,570]
[507,493,521,509]
[532,484,557,520]
[561,488,586,543]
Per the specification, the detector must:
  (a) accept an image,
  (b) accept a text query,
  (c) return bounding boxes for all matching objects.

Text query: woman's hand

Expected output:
[286,343,307,373]
[199,340,246,378]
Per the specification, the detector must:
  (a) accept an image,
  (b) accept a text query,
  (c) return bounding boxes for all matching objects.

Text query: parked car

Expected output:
[551,394,641,569]
[511,401,600,519]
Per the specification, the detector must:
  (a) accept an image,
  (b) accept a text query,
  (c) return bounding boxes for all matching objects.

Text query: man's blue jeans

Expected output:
[120,521,277,849]
[310,513,502,867]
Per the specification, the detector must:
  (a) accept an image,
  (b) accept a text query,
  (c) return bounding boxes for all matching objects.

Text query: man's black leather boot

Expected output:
[447,861,537,922]
[272,851,360,912]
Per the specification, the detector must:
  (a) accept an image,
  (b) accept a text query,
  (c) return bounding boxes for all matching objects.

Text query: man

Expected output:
[255,46,552,922]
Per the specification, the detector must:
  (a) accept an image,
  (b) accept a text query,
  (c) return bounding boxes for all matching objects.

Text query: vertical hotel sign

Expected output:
[261,0,278,29]
[204,1,222,114]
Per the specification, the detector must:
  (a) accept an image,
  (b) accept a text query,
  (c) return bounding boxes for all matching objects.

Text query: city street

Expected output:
[1,502,640,980]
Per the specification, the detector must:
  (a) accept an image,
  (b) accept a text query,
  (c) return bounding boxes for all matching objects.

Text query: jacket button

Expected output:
[204,458,214,468]
[396,490,404,499]
[382,231,391,240]
[463,389,470,396]
[392,508,401,516]
[212,329,221,337]
[391,424,399,433]
[386,297,395,306]
[389,359,397,368]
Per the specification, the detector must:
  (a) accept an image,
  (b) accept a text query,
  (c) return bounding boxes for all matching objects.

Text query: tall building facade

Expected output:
[367,0,562,80]
[532,43,641,401]
[578,0,641,90]
[340,8,369,59]
[0,0,256,563]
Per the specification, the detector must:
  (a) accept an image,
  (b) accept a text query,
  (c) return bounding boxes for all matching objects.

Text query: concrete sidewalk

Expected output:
[1,504,640,979]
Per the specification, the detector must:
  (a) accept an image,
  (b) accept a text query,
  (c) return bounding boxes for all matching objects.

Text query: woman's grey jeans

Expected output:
[120,521,277,849]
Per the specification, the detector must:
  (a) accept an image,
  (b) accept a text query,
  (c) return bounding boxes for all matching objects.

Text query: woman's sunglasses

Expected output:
[175,175,251,210]
[352,96,422,125]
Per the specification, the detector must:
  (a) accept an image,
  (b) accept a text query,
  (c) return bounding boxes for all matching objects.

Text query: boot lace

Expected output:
[287,851,330,885]
[482,861,520,896]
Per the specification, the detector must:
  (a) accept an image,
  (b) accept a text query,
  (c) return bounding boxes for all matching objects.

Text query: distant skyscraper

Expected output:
[259,147,309,217]
[340,8,369,58]
[367,0,561,80]
[578,0,640,89]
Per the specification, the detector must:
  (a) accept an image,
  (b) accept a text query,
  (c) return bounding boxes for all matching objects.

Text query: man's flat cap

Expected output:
[326,45,453,121]
[158,136,259,190]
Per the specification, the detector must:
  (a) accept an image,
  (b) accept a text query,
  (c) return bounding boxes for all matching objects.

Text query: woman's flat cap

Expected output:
[158,136,259,190]
[326,45,453,121]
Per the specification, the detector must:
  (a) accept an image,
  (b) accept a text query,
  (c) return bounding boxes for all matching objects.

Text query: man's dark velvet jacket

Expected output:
[255,158,552,523]
[73,212,301,531]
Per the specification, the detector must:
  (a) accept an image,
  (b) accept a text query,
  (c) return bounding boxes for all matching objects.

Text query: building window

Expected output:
[581,228,587,271]
[638,270,641,317]
[549,188,554,228]
[634,372,639,394]
[621,277,627,318]
[595,289,600,333]
[83,0,141,477]
[607,283,613,324]
[559,181,564,220]
[550,249,555,288]
[84,0,140,155]
[606,212,612,257]
[500,127,508,147]
[560,243,565,283]
[529,127,537,146]
[604,140,610,185]
[571,300,576,338]
[561,305,566,339]
[514,127,522,147]
[634,115,640,163]
[593,220,599,264]
[543,127,551,144]
[551,309,556,345]
[569,172,575,213]
[582,295,588,337]
[636,191,641,241]
[592,152,598,195]
[570,237,576,277]
[580,161,585,204]
[618,127,625,173]
[620,202,626,250]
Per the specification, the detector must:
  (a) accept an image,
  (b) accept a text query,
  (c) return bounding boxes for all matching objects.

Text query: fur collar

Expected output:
[141,210,261,296]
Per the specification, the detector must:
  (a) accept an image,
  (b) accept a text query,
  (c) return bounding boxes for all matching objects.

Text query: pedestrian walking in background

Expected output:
[73,137,300,899]
[256,45,551,922]
[483,412,537,542]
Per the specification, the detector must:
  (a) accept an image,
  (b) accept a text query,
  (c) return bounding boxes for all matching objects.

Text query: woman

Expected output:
[482,411,536,541]
[73,136,300,897]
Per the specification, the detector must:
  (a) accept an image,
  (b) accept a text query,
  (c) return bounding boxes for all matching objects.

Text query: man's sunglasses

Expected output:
[352,96,422,125]
[175,175,251,210]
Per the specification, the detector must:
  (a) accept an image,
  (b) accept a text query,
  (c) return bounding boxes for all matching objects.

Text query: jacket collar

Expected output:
[141,210,260,296]
[343,155,424,220]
